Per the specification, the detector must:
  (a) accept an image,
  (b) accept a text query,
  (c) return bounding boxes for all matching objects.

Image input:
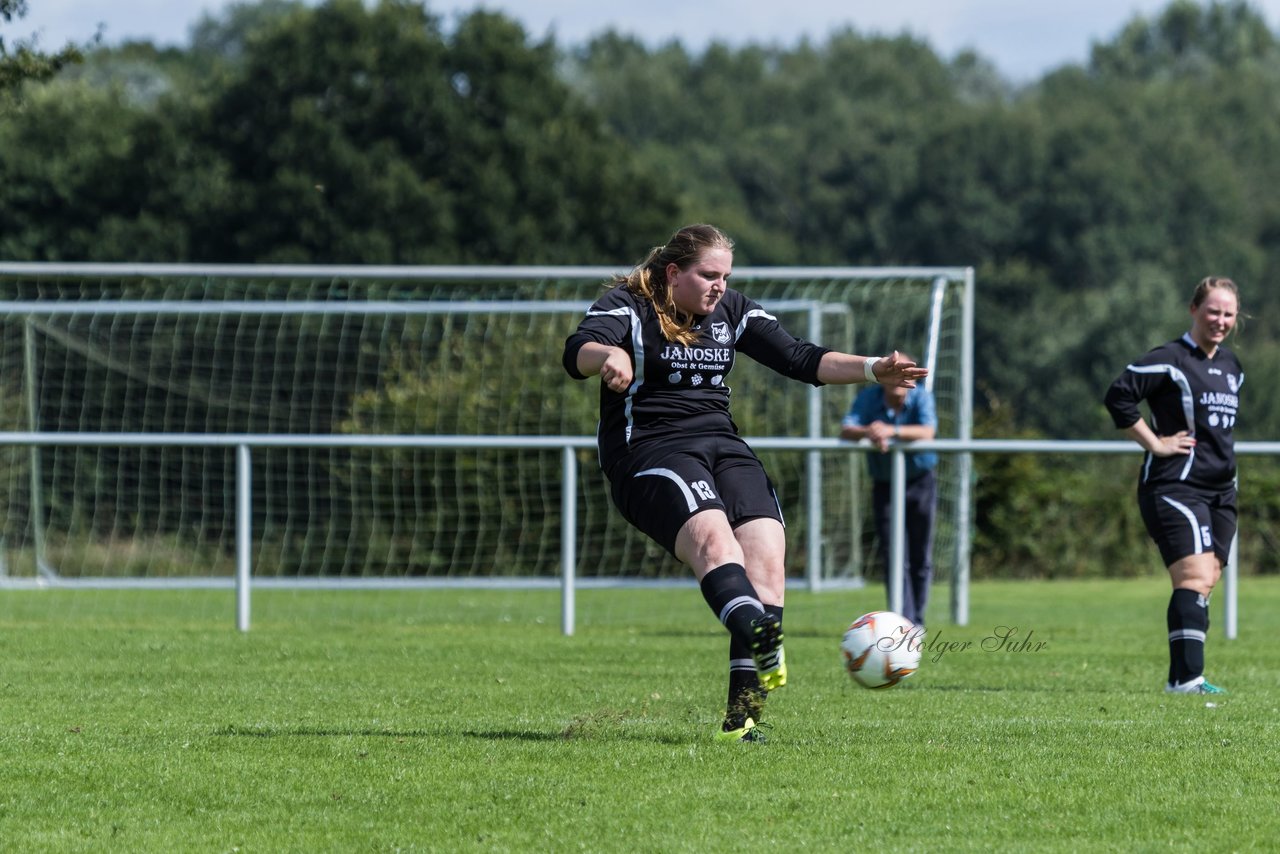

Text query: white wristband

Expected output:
[863,356,881,383]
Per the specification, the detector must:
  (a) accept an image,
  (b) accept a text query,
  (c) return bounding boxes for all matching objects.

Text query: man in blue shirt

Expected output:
[840,375,938,628]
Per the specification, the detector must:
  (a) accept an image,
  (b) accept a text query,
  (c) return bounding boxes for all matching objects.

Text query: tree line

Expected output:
[3,0,1279,575]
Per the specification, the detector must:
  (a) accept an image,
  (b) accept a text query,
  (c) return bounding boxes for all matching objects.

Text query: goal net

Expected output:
[0,266,970,599]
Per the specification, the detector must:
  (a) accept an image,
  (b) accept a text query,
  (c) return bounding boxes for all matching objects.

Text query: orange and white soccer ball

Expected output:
[841,610,922,689]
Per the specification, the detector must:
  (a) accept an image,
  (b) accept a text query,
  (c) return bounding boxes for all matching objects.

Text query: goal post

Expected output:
[0,264,972,621]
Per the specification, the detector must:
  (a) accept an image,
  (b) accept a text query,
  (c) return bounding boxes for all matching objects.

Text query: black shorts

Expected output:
[1137,485,1236,568]
[605,434,784,558]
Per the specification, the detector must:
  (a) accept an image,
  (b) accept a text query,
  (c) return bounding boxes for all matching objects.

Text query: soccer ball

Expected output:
[841,610,922,689]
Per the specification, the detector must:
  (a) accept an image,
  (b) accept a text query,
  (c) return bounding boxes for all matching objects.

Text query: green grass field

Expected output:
[2,577,1278,852]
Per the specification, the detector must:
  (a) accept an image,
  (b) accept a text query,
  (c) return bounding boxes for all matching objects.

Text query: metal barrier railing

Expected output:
[3,432,1274,638]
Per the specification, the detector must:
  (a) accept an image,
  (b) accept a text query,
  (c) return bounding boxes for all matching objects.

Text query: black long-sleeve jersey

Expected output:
[1103,333,1243,491]
[563,284,831,471]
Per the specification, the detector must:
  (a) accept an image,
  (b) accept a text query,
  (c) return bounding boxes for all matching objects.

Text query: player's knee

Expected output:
[676,526,743,572]
[1170,562,1218,597]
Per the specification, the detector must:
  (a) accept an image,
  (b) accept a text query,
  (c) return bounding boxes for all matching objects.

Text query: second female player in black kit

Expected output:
[563,224,926,741]
[1104,276,1243,695]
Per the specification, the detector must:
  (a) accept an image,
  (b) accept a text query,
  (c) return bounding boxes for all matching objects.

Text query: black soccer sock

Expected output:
[725,634,763,730]
[723,604,783,730]
[1167,588,1209,686]
[699,563,766,647]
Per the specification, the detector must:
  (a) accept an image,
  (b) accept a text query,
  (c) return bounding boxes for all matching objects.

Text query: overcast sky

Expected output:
[10,0,1280,82]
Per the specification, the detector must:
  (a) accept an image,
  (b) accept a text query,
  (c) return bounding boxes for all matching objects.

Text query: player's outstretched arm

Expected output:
[817,350,927,388]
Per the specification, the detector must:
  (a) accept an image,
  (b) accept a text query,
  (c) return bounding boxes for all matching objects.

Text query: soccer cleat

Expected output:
[749,614,787,691]
[1165,677,1228,695]
[715,718,772,743]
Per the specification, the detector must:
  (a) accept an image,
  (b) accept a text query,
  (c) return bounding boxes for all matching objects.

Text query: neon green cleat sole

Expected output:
[757,645,787,691]
[749,614,786,691]
[715,717,771,743]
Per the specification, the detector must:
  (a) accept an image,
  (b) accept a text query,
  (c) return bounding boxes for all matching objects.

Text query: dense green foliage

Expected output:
[2,580,1279,850]
[0,0,675,263]
[0,0,86,94]
[3,0,1279,576]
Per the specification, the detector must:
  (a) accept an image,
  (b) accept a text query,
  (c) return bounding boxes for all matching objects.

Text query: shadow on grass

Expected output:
[213,725,434,738]
[463,725,690,745]
[212,721,692,745]
[632,627,862,640]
